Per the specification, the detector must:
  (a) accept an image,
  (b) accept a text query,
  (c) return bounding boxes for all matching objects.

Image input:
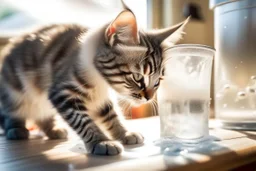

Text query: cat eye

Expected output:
[132,73,143,82]
[154,79,160,88]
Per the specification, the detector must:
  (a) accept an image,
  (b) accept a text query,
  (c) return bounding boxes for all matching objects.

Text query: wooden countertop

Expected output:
[1,116,256,171]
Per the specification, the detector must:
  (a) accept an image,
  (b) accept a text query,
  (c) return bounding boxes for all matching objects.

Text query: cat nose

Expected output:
[142,89,154,101]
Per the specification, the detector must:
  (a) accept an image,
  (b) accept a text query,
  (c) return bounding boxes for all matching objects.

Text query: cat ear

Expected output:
[148,17,190,49]
[105,10,139,46]
[121,0,130,10]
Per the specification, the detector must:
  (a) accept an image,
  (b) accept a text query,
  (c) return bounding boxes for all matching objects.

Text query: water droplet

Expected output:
[246,87,256,93]
[216,93,223,99]
[244,16,247,19]
[223,84,230,90]
[251,76,256,80]
[237,91,247,99]
[223,104,227,108]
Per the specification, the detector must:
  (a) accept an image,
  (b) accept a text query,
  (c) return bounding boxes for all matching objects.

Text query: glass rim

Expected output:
[165,44,216,53]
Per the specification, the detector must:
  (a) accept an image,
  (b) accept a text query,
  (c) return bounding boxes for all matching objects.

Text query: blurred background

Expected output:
[0,0,214,119]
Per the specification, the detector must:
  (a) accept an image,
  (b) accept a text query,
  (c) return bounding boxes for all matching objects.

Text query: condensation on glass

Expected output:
[211,0,256,130]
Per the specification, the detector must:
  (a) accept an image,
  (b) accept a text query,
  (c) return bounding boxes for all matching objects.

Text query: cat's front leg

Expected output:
[98,101,144,145]
[49,89,122,155]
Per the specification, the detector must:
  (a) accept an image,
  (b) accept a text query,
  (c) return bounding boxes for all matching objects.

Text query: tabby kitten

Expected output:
[0,7,188,155]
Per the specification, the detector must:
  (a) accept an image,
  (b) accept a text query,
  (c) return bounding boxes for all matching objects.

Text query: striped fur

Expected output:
[0,9,188,155]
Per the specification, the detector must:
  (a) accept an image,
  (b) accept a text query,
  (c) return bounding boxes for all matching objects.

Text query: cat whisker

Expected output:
[149,99,158,116]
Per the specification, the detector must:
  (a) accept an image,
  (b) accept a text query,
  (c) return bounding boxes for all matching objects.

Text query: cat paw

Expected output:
[46,128,68,139]
[122,132,144,145]
[89,141,123,155]
[6,128,29,140]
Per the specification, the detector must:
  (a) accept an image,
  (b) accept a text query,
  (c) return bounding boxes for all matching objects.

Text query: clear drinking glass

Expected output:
[157,44,215,146]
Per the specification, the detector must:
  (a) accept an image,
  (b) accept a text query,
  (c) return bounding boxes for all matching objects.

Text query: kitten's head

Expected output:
[97,7,189,105]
